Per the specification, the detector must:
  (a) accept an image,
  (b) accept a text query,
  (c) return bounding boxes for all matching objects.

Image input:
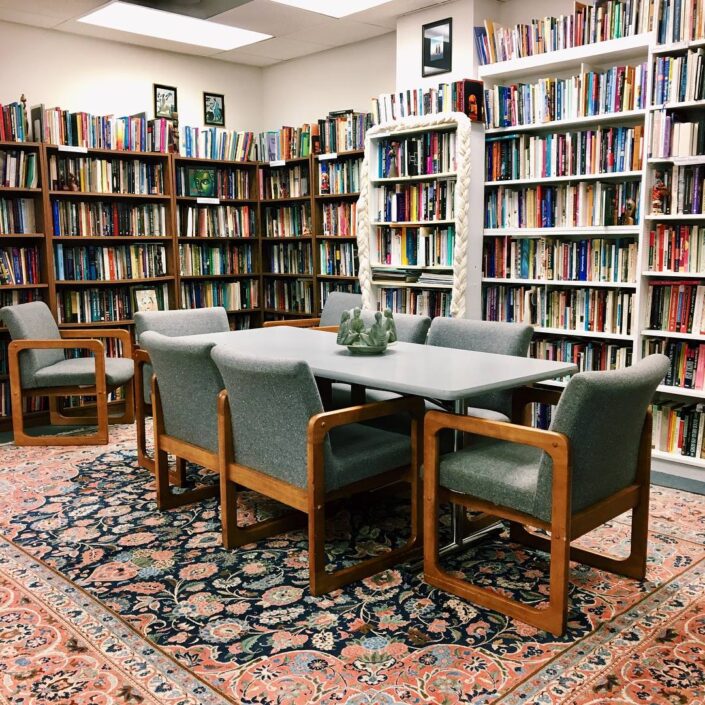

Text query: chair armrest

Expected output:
[313,325,339,333]
[133,348,150,365]
[263,318,322,328]
[61,327,133,358]
[511,385,564,424]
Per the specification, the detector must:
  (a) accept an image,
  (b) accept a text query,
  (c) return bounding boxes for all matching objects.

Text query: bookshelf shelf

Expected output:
[262,273,314,279]
[316,192,360,199]
[175,155,257,167]
[481,277,637,289]
[177,236,252,241]
[0,283,49,290]
[260,196,311,204]
[175,196,257,204]
[652,38,705,55]
[374,264,453,271]
[180,273,257,280]
[485,110,647,136]
[373,220,455,226]
[52,235,171,242]
[0,187,41,195]
[648,156,705,165]
[533,327,633,341]
[641,330,704,341]
[656,385,705,398]
[45,145,168,159]
[264,309,313,316]
[651,100,705,111]
[645,214,705,221]
[484,226,641,237]
[642,271,705,278]
[49,191,170,201]
[58,320,134,327]
[317,274,359,281]
[371,172,457,184]
[373,280,452,290]
[54,276,174,286]
[316,234,358,240]
[0,233,45,239]
[485,170,643,187]
[262,235,313,240]
[651,450,705,469]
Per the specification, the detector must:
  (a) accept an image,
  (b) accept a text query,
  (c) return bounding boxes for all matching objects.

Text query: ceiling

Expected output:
[0,0,452,66]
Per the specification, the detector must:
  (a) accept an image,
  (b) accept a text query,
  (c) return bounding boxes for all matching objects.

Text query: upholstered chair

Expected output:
[423,354,669,636]
[133,307,230,473]
[263,291,362,330]
[139,330,226,509]
[1,301,134,445]
[212,347,424,594]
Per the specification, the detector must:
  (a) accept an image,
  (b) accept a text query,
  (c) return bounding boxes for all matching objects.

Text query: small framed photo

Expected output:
[133,287,161,313]
[462,79,484,123]
[187,167,216,197]
[154,84,177,119]
[422,18,452,77]
[203,92,225,126]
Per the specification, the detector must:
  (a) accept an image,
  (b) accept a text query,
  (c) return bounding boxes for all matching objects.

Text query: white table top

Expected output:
[186,326,577,402]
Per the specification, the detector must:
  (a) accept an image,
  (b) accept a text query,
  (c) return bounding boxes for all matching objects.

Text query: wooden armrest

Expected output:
[133,348,150,364]
[308,395,424,442]
[263,318,322,328]
[511,385,564,424]
[9,338,105,354]
[61,328,133,357]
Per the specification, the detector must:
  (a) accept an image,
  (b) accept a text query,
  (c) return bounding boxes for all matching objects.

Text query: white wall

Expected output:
[260,33,396,130]
[0,20,263,132]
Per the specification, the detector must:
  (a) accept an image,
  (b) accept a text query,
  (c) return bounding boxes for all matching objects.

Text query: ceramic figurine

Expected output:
[383,309,397,343]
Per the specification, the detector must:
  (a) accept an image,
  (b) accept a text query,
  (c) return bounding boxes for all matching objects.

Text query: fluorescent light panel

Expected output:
[78,1,271,50]
[270,0,393,18]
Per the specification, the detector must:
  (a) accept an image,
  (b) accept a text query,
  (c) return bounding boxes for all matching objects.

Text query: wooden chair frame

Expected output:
[218,391,424,595]
[424,386,652,636]
[133,347,155,473]
[8,329,134,446]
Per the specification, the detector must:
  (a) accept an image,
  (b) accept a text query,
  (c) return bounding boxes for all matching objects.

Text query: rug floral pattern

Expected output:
[0,424,704,704]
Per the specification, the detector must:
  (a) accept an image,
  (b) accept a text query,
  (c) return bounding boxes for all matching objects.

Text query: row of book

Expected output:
[257,126,315,162]
[378,287,452,318]
[0,102,29,142]
[650,113,705,157]
[0,198,36,234]
[51,201,167,238]
[319,241,358,277]
[321,202,356,237]
[320,281,360,307]
[181,280,258,311]
[483,236,638,283]
[376,181,455,224]
[0,288,42,307]
[176,205,256,239]
[263,204,310,239]
[260,165,309,200]
[475,1,654,65]
[0,383,47,416]
[645,338,705,390]
[657,0,705,45]
[56,285,170,323]
[175,165,252,200]
[265,241,312,275]
[180,128,256,162]
[484,63,647,130]
[54,244,168,282]
[484,181,641,229]
[483,284,635,335]
[654,164,704,215]
[653,50,705,106]
[319,158,361,195]
[651,401,705,458]
[0,246,40,286]
[179,243,255,277]
[485,126,644,182]
[374,225,455,268]
[316,112,372,154]
[0,149,39,189]
[48,156,165,195]
[647,224,705,273]
[264,278,313,313]
[645,280,705,333]
[530,337,632,376]
[376,132,457,179]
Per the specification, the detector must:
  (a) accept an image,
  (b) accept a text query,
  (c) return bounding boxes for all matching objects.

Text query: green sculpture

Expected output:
[336,307,396,354]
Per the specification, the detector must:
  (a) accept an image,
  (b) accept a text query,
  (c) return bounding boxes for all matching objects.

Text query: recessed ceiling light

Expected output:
[78,1,271,51]
[270,0,393,18]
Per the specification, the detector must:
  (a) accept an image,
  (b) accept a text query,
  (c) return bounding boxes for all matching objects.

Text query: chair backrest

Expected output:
[211,347,327,488]
[0,301,63,389]
[361,310,431,344]
[319,291,363,327]
[134,307,230,404]
[139,331,224,453]
[533,354,670,521]
[428,318,534,415]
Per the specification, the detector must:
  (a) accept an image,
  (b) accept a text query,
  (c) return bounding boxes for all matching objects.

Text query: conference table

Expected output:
[184,325,578,552]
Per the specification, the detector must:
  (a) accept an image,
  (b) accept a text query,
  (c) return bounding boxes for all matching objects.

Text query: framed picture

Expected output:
[462,79,484,123]
[133,288,161,313]
[203,92,225,126]
[187,167,216,197]
[153,84,177,119]
[422,18,452,77]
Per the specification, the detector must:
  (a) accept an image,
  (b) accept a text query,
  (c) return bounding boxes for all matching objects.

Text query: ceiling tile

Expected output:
[239,35,328,59]
[288,18,391,46]
[213,0,328,35]
[0,0,105,21]
[0,8,60,27]
[216,48,281,66]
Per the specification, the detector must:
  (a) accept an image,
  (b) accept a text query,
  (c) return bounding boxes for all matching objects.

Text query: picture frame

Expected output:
[422,18,452,77]
[133,287,161,313]
[153,84,177,119]
[203,92,225,127]
[462,79,484,123]
[187,167,216,197]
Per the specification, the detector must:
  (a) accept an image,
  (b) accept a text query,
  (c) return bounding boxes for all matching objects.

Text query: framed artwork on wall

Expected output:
[203,92,225,126]
[422,18,452,77]
[153,84,177,119]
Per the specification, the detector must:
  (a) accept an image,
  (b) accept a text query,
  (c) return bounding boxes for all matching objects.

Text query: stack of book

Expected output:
[257,125,313,161]
[316,111,371,153]
[180,128,255,161]
[657,0,705,44]
[0,101,29,142]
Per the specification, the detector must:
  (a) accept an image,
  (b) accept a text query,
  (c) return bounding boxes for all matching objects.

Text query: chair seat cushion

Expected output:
[34,356,135,388]
[439,438,543,517]
[327,422,411,491]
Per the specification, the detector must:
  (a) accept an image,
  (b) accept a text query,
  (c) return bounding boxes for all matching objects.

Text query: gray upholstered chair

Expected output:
[212,347,424,594]
[139,330,226,509]
[1,301,134,446]
[133,307,230,473]
[263,291,362,329]
[423,354,669,636]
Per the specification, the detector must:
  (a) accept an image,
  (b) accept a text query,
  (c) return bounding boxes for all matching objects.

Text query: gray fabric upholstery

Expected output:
[428,318,534,416]
[319,292,363,327]
[211,348,411,491]
[0,302,64,388]
[134,307,230,404]
[139,331,224,453]
[34,357,134,388]
[437,355,669,523]
[361,310,431,344]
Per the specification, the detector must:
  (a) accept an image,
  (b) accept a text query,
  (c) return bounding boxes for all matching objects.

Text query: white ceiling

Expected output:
[0,0,452,66]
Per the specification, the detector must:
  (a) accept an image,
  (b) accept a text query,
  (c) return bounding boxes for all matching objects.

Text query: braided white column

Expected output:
[357,112,474,317]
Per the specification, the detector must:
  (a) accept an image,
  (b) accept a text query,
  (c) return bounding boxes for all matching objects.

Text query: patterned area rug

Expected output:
[0,423,704,704]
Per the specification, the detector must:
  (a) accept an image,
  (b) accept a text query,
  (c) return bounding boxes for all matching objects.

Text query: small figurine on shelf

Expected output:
[620,197,636,225]
[383,308,397,343]
[652,171,669,215]
[66,173,79,192]
[336,310,351,345]
[170,113,180,155]
[386,141,399,178]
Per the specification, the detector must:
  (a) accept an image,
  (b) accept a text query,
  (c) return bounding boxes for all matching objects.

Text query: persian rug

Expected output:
[0,423,704,705]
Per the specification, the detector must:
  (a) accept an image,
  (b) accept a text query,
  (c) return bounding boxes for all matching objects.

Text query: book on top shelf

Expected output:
[658,0,705,45]
[0,98,29,143]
